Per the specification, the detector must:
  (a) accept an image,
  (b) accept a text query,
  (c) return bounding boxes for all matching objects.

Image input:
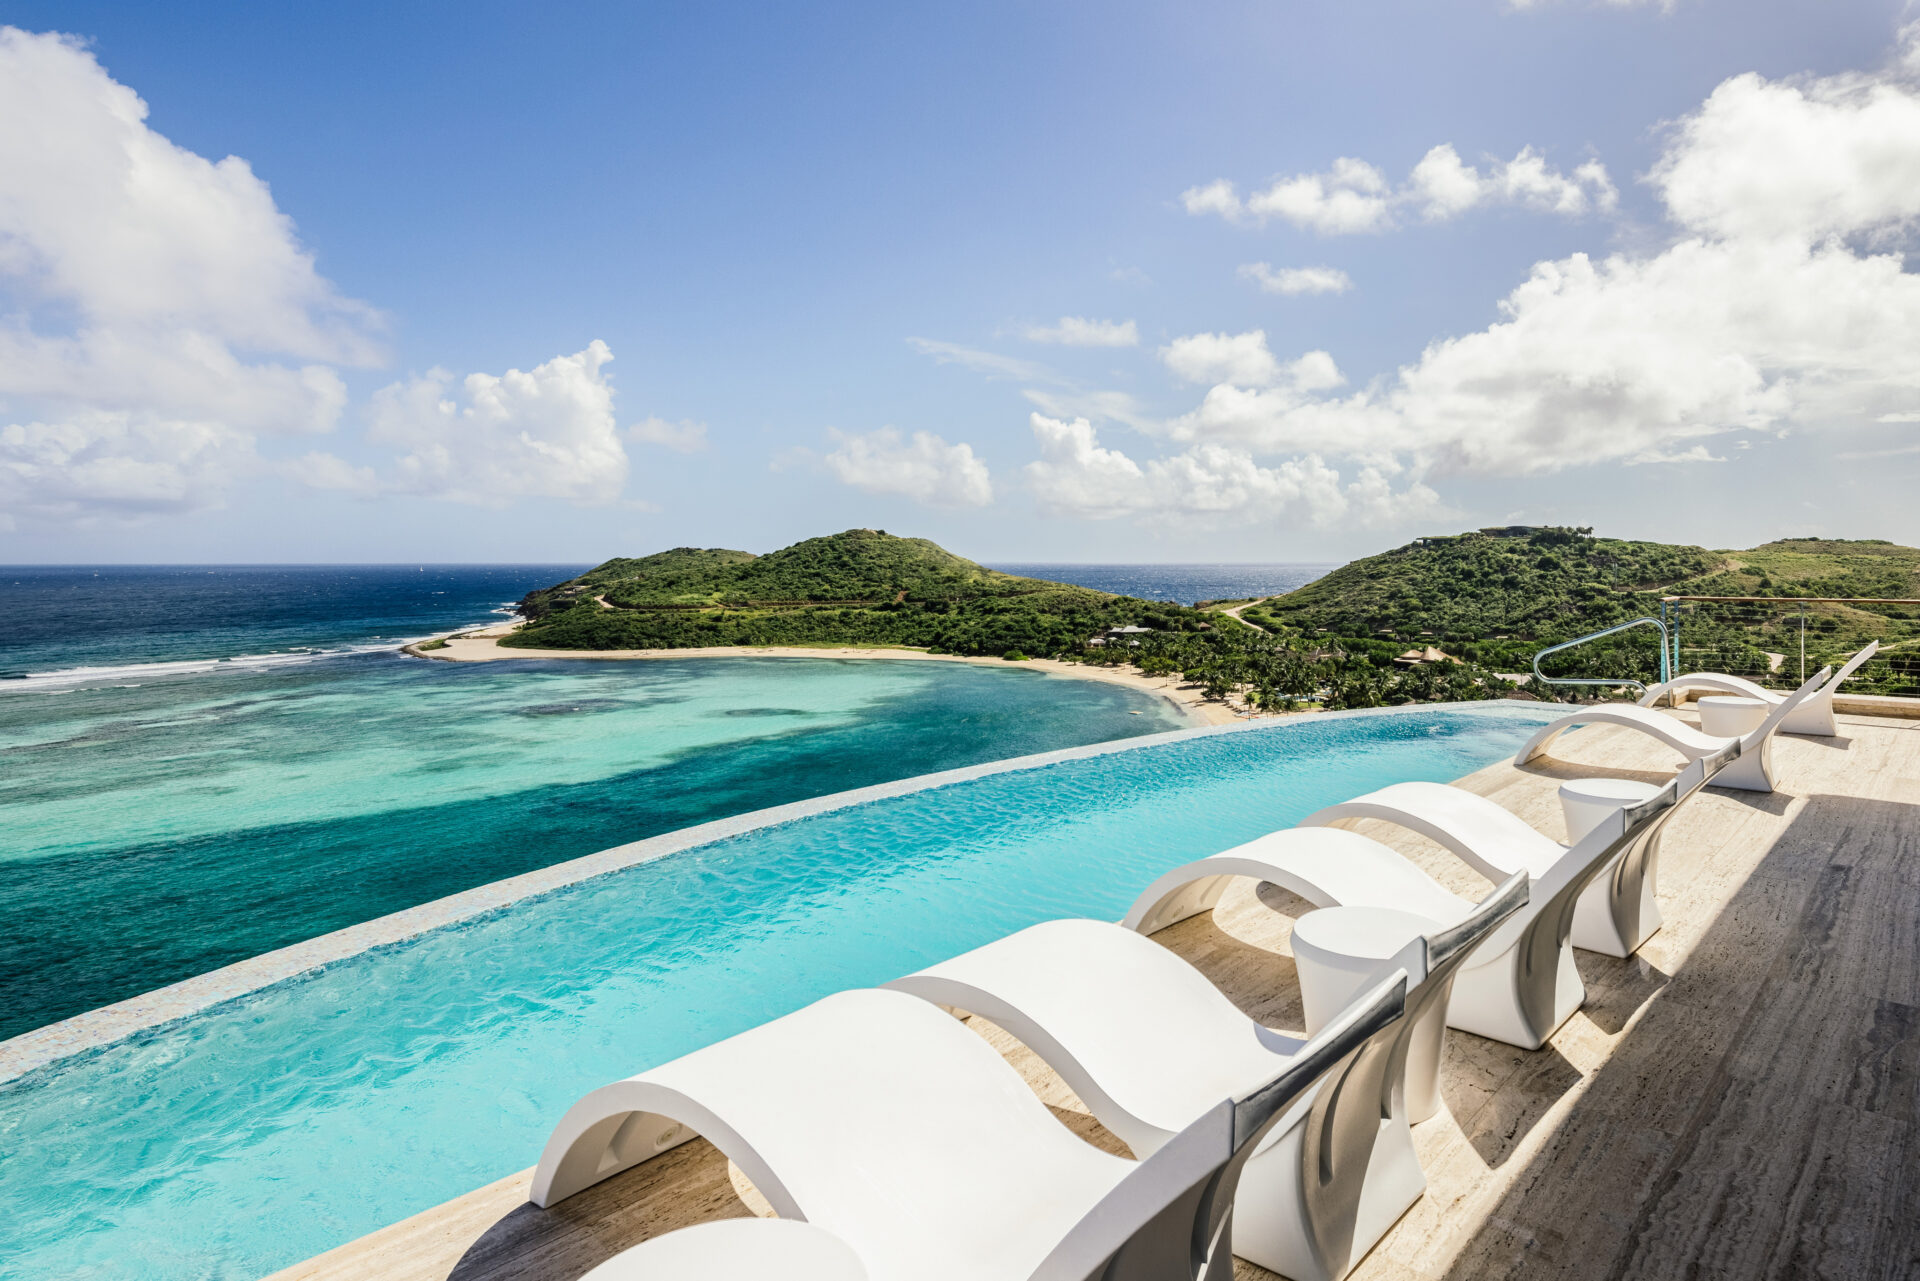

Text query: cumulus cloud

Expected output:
[366,342,630,506]
[822,427,993,507]
[1239,263,1353,296]
[1024,414,1442,527]
[629,416,709,452]
[0,27,383,520]
[1162,28,1920,479]
[1022,317,1139,347]
[1160,331,1344,394]
[1651,52,1920,242]
[1185,144,1615,234]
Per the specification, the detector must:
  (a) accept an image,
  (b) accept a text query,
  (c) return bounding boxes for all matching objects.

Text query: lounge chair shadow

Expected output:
[1511,756,1673,786]
[1147,889,1308,1034]
[446,1138,753,1281]
[1573,951,1671,1036]
[1446,1036,1584,1170]
[1704,785,1795,816]
[1794,733,1855,749]
[1434,793,1920,1277]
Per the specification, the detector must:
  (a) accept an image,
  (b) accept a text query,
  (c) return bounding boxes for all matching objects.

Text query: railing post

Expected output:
[1662,599,1675,685]
[1799,605,1806,683]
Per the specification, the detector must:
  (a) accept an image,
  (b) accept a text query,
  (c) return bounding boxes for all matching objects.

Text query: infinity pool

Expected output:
[0,701,1561,1280]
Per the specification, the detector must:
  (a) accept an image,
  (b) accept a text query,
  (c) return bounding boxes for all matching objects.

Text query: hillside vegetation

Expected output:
[502,526,1919,711]
[1242,528,1920,691]
[506,530,1213,657]
[504,529,1537,713]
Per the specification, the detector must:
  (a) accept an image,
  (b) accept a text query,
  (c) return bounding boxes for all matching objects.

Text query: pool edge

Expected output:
[0,699,1543,1085]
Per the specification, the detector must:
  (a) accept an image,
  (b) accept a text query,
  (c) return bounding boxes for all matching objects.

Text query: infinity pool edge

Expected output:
[0,699,1544,1085]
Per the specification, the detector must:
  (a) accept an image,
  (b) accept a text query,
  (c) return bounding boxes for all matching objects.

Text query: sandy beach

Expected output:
[405,622,1254,726]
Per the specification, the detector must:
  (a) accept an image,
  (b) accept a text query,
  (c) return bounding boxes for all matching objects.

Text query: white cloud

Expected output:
[1239,263,1353,296]
[1161,331,1284,387]
[366,342,630,507]
[1186,144,1615,234]
[0,27,383,522]
[822,427,993,507]
[629,416,709,453]
[1160,330,1344,394]
[1023,413,1442,527]
[1185,157,1394,234]
[0,413,258,521]
[1651,52,1920,242]
[1022,317,1139,347]
[1163,29,1920,480]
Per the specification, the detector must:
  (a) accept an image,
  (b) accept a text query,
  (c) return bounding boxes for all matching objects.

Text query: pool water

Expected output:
[0,702,1561,1280]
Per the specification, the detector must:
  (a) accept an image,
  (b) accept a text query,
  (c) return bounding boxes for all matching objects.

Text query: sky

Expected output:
[2,0,1919,565]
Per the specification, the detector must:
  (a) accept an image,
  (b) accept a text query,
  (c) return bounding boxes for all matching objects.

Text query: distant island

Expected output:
[460,525,1916,712]
[504,529,1198,657]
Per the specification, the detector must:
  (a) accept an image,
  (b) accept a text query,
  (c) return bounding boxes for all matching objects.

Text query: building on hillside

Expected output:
[1394,646,1460,666]
[1089,624,1154,648]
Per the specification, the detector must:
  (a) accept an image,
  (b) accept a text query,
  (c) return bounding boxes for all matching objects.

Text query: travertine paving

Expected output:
[269,710,1920,1281]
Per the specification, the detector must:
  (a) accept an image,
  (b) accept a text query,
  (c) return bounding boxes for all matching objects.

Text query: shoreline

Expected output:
[404,621,1255,727]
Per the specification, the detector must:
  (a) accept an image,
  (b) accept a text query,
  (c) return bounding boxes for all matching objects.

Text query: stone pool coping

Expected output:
[0,699,1549,1084]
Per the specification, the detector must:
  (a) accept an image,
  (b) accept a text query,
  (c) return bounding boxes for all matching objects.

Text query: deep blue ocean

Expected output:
[989,562,1333,605]
[0,563,1332,1041]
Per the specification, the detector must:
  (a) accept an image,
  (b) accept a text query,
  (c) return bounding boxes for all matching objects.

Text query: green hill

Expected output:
[1241,527,1920,691]
[504,529,1210,656]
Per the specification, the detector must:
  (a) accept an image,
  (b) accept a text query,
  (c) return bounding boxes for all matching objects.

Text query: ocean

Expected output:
[0,563,1330,1041]
[988,562,1335,604]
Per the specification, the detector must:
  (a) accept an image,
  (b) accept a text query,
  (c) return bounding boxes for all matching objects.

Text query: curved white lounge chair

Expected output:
[884,882,1522,1281]
[1295,740,1739,958]
[1514,664,1831,792]
[534,979,1406,1281]
[1124,765,1701,1052]
[1636,640,1878,737]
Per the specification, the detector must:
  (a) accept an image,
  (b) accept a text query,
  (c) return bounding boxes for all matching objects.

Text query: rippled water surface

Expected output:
[0,703,1560,1281]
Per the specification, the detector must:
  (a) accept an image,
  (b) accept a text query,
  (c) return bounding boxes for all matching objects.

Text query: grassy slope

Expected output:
[504,529,1207,656]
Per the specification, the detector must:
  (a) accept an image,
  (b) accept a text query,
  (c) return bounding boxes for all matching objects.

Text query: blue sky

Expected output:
[2,0,1918,563]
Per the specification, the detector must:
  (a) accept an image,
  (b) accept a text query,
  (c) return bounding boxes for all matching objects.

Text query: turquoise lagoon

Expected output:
[0,701,1562,1280]
[0,651,1187,1037]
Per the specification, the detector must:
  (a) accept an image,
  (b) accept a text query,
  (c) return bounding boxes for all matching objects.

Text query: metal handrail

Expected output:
[1531,615,1671,693]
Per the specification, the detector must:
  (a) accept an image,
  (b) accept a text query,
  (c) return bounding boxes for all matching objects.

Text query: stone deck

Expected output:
[269,710,1920,1281]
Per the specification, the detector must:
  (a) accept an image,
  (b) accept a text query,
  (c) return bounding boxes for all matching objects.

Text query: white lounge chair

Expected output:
[1295,740,1738,958]
[533,980,1405,1281]
[1514,664,1832,792]
[884,880,1522,1281]
[1125,761,1706,1052]
[1636,640,1878,737]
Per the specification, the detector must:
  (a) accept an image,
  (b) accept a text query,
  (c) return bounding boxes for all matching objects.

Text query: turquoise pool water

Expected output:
[0,702,1560,1280]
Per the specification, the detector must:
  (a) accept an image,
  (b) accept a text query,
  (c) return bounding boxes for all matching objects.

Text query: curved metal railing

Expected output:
[1530,616,1671,693]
